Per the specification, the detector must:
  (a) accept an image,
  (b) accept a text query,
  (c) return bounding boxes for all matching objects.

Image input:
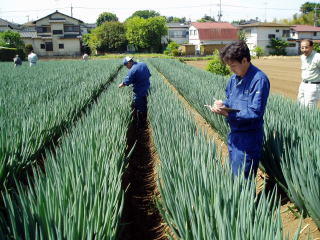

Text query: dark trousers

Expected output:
[133,95,148,128]
[227,130,263,179]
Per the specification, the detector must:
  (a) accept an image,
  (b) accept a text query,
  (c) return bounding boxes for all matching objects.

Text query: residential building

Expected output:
[164,23,189,44]
[0,18,21,32]
[239,22,296,55]
[290,25,320,40]
[188,22,238,55]
[287,25,320,55]
[20,11,83,56]
[80,23,96,35]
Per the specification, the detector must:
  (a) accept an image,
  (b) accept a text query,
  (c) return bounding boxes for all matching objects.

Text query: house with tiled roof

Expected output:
[189,22,238,55]
[290,25,320,40]
[0,18,21,32]
[21,10,84,57]
[239,22,299,55]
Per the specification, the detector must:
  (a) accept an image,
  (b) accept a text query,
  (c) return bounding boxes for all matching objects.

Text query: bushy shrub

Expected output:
[164,41,180,56]
[206,49,231,76]
[313,42,320,52]
[25,44,33,53]
[0,47,18,61]
[253,46,265,58]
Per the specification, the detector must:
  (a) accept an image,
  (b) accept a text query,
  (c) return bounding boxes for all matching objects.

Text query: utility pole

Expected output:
[26,15,30,22]
[314,5,318,26]
[71,3,73,17]
[217,0,222,22]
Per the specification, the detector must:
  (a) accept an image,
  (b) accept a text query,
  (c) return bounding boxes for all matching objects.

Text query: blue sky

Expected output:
[0,0,312,24]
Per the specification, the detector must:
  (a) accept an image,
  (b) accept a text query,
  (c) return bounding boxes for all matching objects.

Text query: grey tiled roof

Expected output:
[20,31,38,38]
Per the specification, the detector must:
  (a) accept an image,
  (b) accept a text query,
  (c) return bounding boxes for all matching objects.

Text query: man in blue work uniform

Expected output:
[211,41,270,179]
[118,56,151,127]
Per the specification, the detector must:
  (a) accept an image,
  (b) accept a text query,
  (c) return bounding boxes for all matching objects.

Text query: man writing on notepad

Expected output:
[210,40,270,179]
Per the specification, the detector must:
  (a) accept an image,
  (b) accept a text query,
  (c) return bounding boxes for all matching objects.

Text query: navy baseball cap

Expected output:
[123,56,133,65]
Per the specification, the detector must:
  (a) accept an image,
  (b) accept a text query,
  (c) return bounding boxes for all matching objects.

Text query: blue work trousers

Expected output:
[133,95,148,113]
[227,130,263,179]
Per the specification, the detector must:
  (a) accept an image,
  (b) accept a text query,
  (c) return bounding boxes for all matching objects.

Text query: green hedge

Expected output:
[0,47,17,61]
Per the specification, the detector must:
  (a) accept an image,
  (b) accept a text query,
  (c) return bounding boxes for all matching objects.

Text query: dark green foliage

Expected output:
[125,16,168,53]
[25,44,33,53]
[267,38,289,56]
[197,14,216,22]
[96,12,118,26]
[313,42,320,52]
[84,21,127,53]
[0,47,18,61]
[300,2,320,14]
[166,16,187,23]
[127,10,160,20]
[206,49,231,76]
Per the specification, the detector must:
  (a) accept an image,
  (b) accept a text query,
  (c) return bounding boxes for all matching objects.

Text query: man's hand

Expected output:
[118,83,125,88]
[210,100,228,117]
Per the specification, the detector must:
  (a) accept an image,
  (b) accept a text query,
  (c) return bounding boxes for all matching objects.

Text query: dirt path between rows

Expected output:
[158,65,320,240]
[119,114,166,240]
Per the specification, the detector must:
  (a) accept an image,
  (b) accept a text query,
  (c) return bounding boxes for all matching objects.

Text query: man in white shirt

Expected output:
[27,50,38,67]
[298,39,320,108]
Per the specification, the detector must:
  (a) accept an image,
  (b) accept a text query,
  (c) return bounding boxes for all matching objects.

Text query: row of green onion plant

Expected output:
[0,69,132,239]
[147,58,320,229]
[0,60,121,190]
[146,64,296,239]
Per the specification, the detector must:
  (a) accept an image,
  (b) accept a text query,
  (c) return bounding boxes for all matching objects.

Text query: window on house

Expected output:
[268,34,276,39]
[40,44,45,49]
[194,30,197,35]
[36,26,51,33]
[189,30,193,36]
[245,29,251,35]
[314,32,317,36]
[292,32,296,36]
[288,42,296,47]
[59,44,64,49]
[53,30,63,35]
[276,29,279,32]
[64,25,80,32]
[282,30,290,37]
[45,42,53,51]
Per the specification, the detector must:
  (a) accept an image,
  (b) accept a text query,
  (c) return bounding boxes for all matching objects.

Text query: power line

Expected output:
[0,4,299,13]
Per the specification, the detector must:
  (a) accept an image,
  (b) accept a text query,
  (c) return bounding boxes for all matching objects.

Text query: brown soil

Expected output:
[186,56,301,100]
[119,113,166,240]
[171,60,320,239]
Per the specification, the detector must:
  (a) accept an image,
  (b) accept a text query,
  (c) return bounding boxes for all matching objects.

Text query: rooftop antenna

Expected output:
[264,1,267,22]
[217,0,222,22]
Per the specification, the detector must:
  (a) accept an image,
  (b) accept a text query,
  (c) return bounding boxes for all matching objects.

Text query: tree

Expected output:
[313,42,320,52]
[126,16,167,52]
[238,30,247,42]
[197,14,216,22]
[84,21,126,53]
[166,16,187,23]
[0,30,24,48]
[267,38,289,55]
[300,2,319,14]
[206,49,231,76]
[253,46,265,58]
[96,12,118,26]
[127,10,160,20]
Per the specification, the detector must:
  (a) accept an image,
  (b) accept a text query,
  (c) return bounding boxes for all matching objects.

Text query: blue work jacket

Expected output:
[223,64,270,133]
[123,62,151,97]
